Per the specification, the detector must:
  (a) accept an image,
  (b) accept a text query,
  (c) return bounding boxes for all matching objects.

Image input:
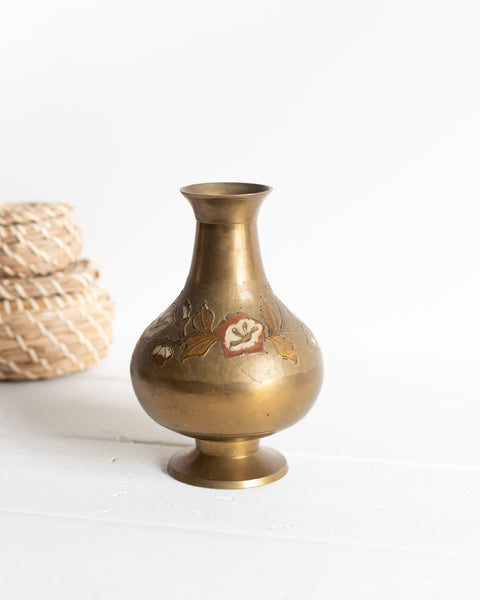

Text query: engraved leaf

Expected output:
[181,332,218,360]
[268,335,297,363]
[193,301,214,333]
[260,301,279,336]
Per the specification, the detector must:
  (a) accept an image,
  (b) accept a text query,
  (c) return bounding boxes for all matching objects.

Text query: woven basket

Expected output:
[0,259,100,301]
[0,203,82,278]
[0,260,114,381]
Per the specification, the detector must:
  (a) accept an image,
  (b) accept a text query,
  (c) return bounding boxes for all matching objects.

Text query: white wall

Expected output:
[1,0,478,360]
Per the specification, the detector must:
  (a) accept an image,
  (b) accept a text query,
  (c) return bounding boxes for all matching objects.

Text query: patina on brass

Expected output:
[130,183,323,489]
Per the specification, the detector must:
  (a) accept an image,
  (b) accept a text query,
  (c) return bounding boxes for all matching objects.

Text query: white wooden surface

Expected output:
[1,334,479,599]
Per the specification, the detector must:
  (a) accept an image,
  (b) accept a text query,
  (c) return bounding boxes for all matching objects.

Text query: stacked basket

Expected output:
[0,203,114,381]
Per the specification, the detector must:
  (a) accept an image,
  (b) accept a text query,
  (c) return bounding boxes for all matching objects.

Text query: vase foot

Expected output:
[167,439,288,489]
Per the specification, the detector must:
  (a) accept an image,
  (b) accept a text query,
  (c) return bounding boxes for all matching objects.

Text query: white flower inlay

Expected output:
[223,318,264,353]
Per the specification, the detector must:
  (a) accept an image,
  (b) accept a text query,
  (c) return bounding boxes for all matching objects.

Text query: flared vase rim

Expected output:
[180,182,272,199]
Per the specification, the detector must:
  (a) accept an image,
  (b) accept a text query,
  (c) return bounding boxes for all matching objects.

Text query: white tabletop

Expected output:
[1,334,479,599]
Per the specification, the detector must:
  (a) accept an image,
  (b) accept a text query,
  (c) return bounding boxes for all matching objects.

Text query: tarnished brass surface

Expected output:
[131,182,323,489]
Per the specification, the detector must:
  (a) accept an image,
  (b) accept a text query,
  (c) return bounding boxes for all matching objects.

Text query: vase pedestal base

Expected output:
[167,438,288,489]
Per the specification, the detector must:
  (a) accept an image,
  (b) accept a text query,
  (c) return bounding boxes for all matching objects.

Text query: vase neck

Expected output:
[181,182,272,295]
[185,221,268,291]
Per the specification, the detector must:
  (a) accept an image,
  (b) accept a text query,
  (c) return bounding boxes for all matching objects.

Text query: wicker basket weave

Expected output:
[0,260,114,381]
[0,259,100,300]
[0,203,82,278]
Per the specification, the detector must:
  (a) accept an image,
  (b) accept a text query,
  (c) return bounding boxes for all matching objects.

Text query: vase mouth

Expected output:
[180,182,272,224]
[180,182,272,198]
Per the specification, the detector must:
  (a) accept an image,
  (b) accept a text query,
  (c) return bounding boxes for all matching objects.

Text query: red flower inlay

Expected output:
[214,312,265,358]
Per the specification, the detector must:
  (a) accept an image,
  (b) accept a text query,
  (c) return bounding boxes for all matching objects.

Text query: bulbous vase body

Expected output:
[130,183,323,488]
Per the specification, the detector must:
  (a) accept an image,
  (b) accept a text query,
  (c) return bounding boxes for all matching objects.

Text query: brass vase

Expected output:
[130,183,323,489]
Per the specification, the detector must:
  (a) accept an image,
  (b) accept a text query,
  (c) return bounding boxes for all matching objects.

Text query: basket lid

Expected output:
[0,202,74,226]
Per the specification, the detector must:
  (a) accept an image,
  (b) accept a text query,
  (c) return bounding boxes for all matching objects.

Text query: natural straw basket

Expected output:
[0,203,82,278]
[0,260,114,381]
[0,259,99,301]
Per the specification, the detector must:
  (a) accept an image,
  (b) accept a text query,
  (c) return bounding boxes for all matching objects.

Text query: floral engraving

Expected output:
[153,344,173,366]
[151,298,297,365]
[144,308,175,339]
[215,313,264,357]
[268,335,297,363]
[302,323,320,352]
[180,301,218,359]
[260,298,297,363]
